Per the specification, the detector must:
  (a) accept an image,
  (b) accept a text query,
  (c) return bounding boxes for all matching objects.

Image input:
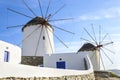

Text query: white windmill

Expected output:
[79,25,114,70]
[22,17,54,56]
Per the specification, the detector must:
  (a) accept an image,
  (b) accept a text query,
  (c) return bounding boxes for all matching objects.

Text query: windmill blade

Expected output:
[34,26,43,56]
[47,27,68,48]
[84,28,97,45]
[99,50,105,70]
[100,33,108,44]
[102,41,113,46]
[7,8,33,18]
[22,0,37,16]
[54,33,68,48]
[49,4,66,19]
[99,25,101,45]
[6,24,24,29]
[45,0,52,19]
[52,25,75,35]
[45,27,54,53]
[101,48,113,64]
[103,47,115,54]
[49,18,74,22]
[80,37,95,44]
[38,0,43,18]
[91,24,98,45]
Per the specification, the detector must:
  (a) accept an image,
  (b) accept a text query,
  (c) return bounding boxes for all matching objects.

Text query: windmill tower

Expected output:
[80,25,114,71]
[22,17,54,56]
[78,43,100,70]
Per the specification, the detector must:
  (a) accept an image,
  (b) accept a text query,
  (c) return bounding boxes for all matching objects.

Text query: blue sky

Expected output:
[0,0,120,70]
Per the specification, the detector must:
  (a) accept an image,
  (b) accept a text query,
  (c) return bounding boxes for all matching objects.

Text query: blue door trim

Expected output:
[4,51,9,62]
[56,61,66,69]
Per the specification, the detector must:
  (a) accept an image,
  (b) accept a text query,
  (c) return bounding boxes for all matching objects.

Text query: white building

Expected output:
[44,52,89,70]
[44,42,101,71]
[0,40,94,78]
[0,40,21,64]
[0,40,95,78]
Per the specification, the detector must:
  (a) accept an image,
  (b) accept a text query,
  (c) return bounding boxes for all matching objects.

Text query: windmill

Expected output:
[79,24,115,70]
[7,0,74,57]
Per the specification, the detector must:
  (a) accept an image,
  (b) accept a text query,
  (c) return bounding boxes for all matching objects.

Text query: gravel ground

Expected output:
[95,71,120,80]
[95,77,120,80]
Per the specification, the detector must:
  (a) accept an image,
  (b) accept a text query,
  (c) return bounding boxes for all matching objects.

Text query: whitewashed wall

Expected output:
[0,40,21,63]
[86,51,100,70]
[44,52,88,70]
[22,24,54,56]
[0,54,93,77]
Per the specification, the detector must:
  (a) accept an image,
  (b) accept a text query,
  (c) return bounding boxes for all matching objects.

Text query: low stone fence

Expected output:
[0,73,95,80]
[21,56,43,66]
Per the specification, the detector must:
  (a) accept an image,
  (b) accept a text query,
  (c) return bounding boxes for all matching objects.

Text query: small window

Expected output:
[59,58,62,61]
[43,36,45,40]
[4,51,9,62]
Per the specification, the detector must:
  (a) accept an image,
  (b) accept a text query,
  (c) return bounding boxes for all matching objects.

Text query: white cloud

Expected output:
[79,15,101,20]
[79,6,120,20]
[110,34,120,41]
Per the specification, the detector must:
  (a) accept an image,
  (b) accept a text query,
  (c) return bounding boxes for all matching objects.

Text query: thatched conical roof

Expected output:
[78,43,96,52]
[22,16,53,31]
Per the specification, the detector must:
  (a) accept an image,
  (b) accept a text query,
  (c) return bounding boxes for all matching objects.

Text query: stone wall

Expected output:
[0,73,95,80]
[21,56,43,66]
